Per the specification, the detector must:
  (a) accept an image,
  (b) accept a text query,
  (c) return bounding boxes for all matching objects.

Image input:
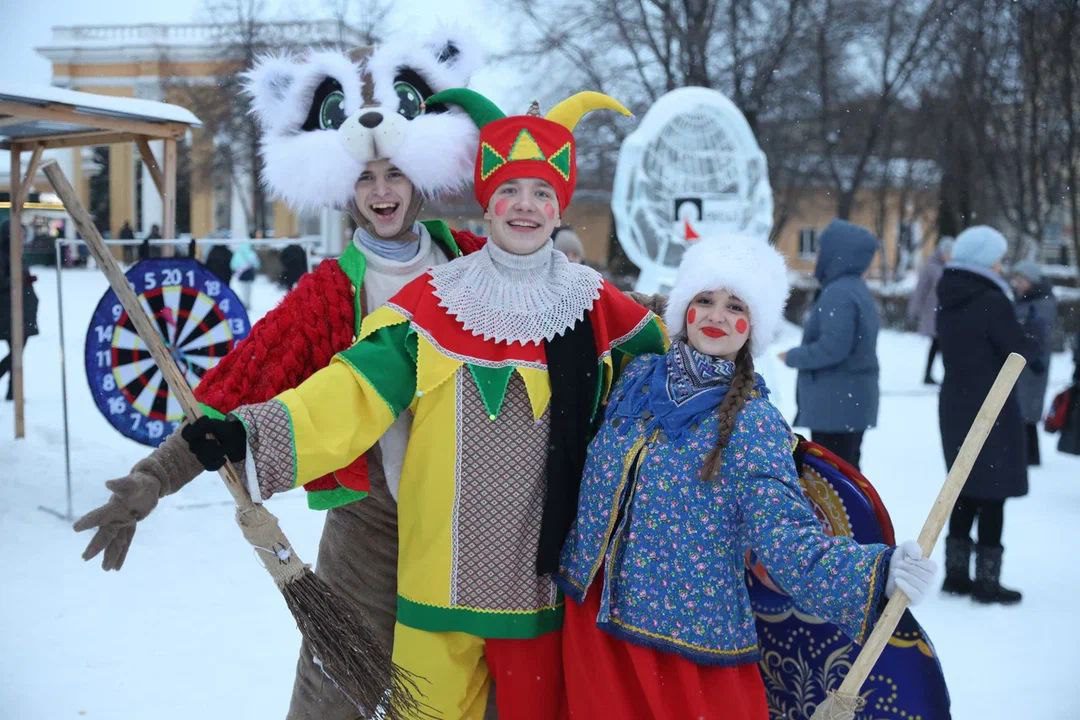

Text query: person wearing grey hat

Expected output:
[936,225,1037,606]
[906,237,954,384]
[1010,260,1057,466]
[552,224,586,263]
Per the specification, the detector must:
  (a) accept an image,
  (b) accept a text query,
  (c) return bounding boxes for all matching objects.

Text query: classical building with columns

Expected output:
[36,21,362,248]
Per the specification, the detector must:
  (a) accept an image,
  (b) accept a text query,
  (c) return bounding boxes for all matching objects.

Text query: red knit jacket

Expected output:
[194,227,486,507]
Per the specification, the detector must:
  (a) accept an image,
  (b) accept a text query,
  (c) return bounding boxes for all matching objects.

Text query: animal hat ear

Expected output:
[242,54,298,130]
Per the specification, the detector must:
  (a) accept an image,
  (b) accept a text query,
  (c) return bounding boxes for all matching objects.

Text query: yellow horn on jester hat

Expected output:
[544,92,633,132]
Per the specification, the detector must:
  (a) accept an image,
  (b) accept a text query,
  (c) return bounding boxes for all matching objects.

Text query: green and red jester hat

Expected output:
[425,88,632,211]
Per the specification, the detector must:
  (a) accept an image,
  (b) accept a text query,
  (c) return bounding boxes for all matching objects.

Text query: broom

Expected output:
[42,160,430,719]
[810,352,1026,720]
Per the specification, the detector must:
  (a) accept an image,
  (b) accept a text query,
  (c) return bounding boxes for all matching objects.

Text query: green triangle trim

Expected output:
[480,143,507,181]
[547,142,572,179]
[467,363,514,420]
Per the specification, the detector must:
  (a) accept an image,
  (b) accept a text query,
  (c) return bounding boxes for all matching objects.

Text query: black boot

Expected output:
[972,544,1022,605]
[941,536,973,595]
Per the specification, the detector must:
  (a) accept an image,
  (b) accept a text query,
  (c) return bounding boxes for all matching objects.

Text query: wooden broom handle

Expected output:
[42,160,253,510]
[834,351,1026,696]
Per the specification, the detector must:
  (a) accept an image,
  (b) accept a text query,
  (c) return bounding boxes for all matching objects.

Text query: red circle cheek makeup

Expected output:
[735,318,749,334]
[686,308,697,324]
[543,203,556,220]
[493,199,510,216]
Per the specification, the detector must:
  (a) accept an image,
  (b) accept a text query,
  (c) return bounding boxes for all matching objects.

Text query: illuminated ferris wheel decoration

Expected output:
[84,258,251,447]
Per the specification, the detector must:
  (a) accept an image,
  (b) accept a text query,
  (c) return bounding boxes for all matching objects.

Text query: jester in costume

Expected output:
[181,88,667,720]
[72,31,495,720]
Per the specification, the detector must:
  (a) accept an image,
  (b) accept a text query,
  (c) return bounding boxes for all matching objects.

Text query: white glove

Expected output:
[885,540,938,605]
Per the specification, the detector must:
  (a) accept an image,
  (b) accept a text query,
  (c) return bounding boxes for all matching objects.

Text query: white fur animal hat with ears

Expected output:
[242,29,484,213]
[663,236,791,355]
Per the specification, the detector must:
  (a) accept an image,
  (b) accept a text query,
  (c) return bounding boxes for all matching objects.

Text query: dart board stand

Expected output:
[84,257,251,447]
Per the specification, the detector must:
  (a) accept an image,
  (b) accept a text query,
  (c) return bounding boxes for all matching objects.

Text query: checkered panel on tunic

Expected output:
[452,372,558,610]
[234,400,298,500]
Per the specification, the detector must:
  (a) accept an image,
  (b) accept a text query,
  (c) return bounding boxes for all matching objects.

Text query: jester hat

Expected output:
[426,88,632,210]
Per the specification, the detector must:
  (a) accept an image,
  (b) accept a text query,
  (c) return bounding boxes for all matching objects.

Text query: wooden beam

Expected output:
[11,130,134,151]
[163,137,177,240]
[13,145,44,211]
[135,137,164,196]
[0,116,28,129]
[8,148,25,438]
[0,100,189,140]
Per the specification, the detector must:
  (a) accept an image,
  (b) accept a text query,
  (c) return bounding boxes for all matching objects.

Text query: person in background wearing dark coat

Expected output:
[937,225,1035,605]
[1010,260,1057,466]
[1059,327,1080,456]
[906,237,953,385]
[0,219,40,401]
[780,219,880,469]
[277,244,308,291]
[204,244,234,285]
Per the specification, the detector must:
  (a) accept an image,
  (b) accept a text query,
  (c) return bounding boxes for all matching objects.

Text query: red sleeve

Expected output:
[194,261,356,413]
[450,228,487,255]
[383,271,436,316]
[589,280,654,354]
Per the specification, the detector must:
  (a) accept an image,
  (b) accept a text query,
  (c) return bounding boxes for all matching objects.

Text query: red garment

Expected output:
[563,578,768,720]
[485,630,566,720]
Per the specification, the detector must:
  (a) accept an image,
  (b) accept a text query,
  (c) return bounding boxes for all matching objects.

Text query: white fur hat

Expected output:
[663,236,791,355]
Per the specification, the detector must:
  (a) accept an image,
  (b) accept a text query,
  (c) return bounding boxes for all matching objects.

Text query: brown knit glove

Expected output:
[73,427,206,570]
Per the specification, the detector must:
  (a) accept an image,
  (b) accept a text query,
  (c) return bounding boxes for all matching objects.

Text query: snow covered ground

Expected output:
[3,266,1079,719]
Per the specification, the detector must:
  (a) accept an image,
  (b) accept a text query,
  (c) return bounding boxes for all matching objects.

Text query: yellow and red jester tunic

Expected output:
[232,272,666,639]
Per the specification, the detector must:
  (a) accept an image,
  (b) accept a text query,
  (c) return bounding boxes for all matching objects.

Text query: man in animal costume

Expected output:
[72,31,489,720]
[182,88,667,719]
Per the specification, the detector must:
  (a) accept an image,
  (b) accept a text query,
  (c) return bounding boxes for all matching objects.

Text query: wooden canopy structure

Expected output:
[1,83,201,439]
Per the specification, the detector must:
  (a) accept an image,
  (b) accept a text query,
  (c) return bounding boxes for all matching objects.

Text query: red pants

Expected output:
[563,582,768,720]
[486,631,566,720]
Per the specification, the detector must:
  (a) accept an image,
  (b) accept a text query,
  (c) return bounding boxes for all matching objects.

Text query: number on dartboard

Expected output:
[85,258,252,447]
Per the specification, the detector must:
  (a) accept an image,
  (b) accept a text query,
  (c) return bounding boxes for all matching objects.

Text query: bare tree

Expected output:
[804,0,961,219]
[933,0,1078,262]
[161,1,374,236]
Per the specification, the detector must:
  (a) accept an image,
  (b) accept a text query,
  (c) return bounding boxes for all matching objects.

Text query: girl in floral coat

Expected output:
[556,236,937,719]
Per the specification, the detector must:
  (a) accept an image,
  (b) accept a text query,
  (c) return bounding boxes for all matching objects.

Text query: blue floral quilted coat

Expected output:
[556,346,893,666]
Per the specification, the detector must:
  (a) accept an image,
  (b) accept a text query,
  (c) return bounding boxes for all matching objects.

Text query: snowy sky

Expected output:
[0,0,509,88]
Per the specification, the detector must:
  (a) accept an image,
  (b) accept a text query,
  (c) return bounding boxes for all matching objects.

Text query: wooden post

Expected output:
[135,136,165,196]
[8,148,24,438]
[163,137,177,241]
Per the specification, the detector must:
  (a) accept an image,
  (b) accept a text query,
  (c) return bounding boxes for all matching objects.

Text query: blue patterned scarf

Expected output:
[610,340,750,441]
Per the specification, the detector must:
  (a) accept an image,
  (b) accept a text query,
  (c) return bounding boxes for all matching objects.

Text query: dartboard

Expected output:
[85,258,251,447]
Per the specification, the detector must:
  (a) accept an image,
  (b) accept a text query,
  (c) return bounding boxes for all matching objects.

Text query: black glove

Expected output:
[181,416,247,471]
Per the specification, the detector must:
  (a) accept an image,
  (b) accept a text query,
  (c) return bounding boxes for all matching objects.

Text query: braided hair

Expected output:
[700,344,757,480]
